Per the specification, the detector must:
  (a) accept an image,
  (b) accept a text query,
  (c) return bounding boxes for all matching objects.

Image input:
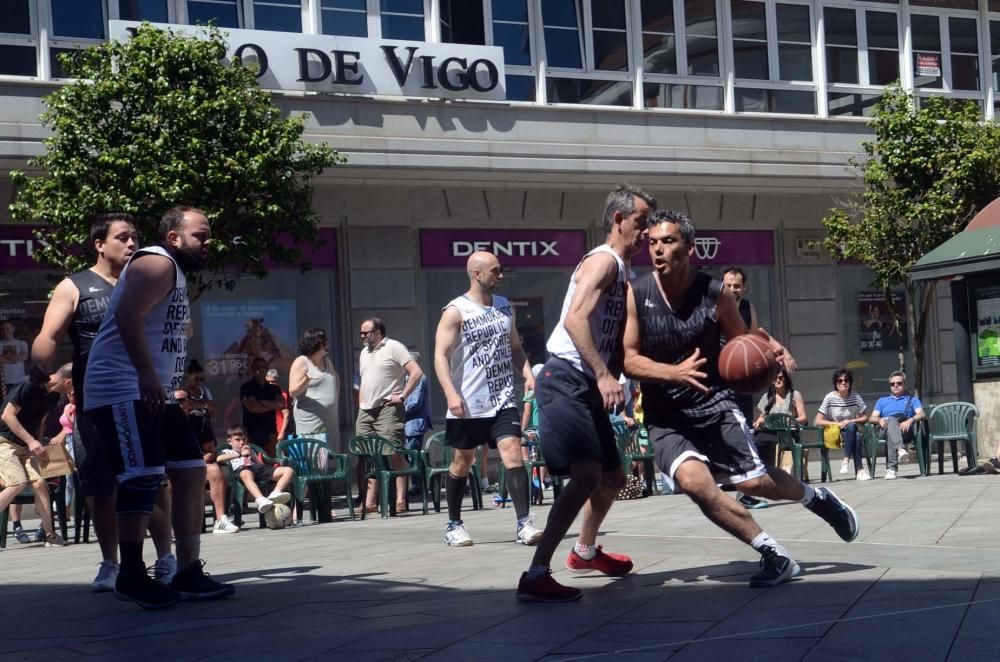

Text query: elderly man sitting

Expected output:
[869,371,925,480]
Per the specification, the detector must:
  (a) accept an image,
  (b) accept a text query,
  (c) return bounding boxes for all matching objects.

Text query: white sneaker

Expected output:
[153,553,177,585]
[897,447,909,463]
[213,516,241,534]
[255,496,275,514]
[444,521,473,547]
[839,459,851,475]
[267,491,291,505]
[856,469,872,481]
[90,559,119,593]
[515,513,543,545]
[885,469,897,480]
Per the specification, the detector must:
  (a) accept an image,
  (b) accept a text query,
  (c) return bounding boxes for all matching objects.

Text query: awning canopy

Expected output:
[910,198,1000,281]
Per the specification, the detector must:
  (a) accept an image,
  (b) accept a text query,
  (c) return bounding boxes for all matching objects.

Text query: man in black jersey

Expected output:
[31,214,172,593]
[623,210,860,588]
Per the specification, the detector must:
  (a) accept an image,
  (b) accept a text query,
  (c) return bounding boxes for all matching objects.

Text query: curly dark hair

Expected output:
[832,368,854,392]
[298,328,328,356]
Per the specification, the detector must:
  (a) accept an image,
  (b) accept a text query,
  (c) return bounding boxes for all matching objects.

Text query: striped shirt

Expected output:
[817,391,867,421]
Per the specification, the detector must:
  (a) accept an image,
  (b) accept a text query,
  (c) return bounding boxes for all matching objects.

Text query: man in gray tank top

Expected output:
[623,210,860,589]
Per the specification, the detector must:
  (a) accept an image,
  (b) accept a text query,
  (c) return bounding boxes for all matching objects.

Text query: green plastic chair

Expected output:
[765,413,831,483]
[919,402,979,475]
[497,428,563,507]
[862,420,929,477]
[348,434,428,519]
[614,421,657,496]
[421,431,483,513]
[278,435,353,523]
[0,480,68,548]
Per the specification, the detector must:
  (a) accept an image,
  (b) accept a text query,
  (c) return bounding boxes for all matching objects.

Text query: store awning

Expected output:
[910,198,1000,281]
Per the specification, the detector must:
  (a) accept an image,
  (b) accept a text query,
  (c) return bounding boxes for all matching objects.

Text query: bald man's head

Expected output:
[466,251,503,292]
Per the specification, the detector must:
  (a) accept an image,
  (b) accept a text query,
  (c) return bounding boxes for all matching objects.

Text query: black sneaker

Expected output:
[737,493,768,509]
[750,545,801,588]
[807,487,860,542]
[115,567,181,609]
[169,560,235,600]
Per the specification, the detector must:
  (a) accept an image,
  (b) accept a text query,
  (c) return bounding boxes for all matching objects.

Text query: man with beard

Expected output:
[85,207,233,608]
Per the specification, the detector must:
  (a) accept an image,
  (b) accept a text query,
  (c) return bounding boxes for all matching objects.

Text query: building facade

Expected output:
[2,0,986,440]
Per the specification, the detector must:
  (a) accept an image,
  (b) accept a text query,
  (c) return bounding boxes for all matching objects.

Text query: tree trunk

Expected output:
[908,280,937,398]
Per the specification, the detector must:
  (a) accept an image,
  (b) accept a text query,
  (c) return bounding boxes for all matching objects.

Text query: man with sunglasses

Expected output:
[869,371,925,480]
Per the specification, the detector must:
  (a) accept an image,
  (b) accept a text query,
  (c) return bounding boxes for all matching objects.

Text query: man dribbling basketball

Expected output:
[622,210,860,587]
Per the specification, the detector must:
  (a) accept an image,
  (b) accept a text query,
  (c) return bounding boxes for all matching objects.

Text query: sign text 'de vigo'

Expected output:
[420,229,587,268]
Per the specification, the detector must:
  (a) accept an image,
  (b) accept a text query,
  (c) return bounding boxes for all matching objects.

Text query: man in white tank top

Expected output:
[434,251,539,547]
[84,207,233,609]
[516,185,655,603]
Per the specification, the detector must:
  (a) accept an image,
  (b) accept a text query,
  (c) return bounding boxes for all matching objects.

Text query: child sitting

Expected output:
[216,424,294,514]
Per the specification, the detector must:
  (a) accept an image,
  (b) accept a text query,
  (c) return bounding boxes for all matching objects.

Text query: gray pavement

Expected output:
[3,458,1000,661]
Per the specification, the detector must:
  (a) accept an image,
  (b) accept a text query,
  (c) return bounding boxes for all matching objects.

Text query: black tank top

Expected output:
[632,271,734,420]
[68,270,115,407]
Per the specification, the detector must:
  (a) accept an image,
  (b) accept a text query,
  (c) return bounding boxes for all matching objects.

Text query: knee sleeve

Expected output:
[116,473,162,514]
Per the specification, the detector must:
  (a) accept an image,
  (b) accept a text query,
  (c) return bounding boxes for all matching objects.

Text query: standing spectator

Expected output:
[240,357,285,456]
[288,328,340,442]
[356,318,423,513]
[403,352,431,495]
[869,371,925,480]
[267,368,293,441]
[816,368,870,481]
[0,320,29,392]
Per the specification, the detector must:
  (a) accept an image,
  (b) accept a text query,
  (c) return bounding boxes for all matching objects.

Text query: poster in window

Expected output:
[915,53,941,78]
[510,297,545,367]
[201,300,298,378]
[858,290,907,352]
[975,285,1000,369]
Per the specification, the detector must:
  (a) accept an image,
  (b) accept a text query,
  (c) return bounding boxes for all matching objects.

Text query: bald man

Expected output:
[434,251,540,547]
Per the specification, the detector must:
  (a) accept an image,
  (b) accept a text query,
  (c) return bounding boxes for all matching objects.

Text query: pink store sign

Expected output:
[632,230,774,267]
[421,229,587,268]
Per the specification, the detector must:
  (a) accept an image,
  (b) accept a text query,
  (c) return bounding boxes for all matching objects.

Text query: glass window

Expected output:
[50,47,82,78]
[911,14,941,89]
[188,0,241,27]
[491,0,531,66]
[440,0,484,45]
[591,0,628,72]
[321,0,367,37]
[866,11,899,86]
[992,21,1000,116]
[0,44,37,76]
[730,0,767,80]
[643,82,724,110]
[824,7,858,85]
[119,0,169,22]
[827,92,881,117]
[546,77,631,105]
[686,0,719,76]
[253,1,302,32]
[735,87,815,113]
[776,3,811,81]
[949,17,979,91]
[640,0,676,75]
[52,0,105,39]
[505,74,536,101]
[4,0,32,34]
[541,0,583,69]
[380,0,423,40]
[912,0,976,8]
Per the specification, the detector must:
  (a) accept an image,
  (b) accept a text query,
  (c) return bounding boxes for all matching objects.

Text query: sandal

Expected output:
[395,501,409,513]
[363,504,379,513]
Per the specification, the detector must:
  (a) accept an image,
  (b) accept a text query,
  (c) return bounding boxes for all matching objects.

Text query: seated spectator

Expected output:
[869,371,925,480]
[216,424,293,515]
[752,368,808,467]
[815,368,870,481]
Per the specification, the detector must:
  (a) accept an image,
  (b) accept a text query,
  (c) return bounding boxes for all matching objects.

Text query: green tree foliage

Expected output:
[10,23,343,290]
[823,85,1000,394]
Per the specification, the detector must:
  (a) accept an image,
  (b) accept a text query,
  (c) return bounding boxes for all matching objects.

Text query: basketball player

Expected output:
[434,251,541,547]
[623,210,859,587]
[515,185,654,603]
[85,207,233,608]
[30,213,174,592]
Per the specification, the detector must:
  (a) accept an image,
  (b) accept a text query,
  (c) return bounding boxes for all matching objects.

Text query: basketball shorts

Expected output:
[445,407,521,450]
[237,463,277,485]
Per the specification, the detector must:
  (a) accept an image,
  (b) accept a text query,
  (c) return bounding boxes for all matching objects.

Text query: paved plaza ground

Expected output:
[3,458,1000,661]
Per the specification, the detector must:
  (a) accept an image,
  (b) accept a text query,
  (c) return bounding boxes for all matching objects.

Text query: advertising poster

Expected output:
[510,297,545,367]
[858,290,907,352]
[975,285,1000,369]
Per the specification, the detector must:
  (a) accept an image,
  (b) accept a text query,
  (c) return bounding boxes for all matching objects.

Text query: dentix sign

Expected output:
[109,21,506,101]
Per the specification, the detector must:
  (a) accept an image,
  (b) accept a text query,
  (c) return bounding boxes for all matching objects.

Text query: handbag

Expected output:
[823,425,843,450]
[616,474,646,500]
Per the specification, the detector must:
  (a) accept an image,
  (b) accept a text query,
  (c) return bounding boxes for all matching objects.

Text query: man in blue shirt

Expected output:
[403,352,432,496]
[869,371,926,480]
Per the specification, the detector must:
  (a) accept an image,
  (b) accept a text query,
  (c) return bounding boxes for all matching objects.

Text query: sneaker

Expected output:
[987,458,1000,475]
[168,560,235,600]
[13,527,30,545]
[516,570,582,603]
[839,458,850,475]
[153,553,178,585]
[254,496,275,514]
[807,487,860,542]
[737,493,768,509]
[897,447,909,463]
[515,514,543,545]
[44,532,69,547]
[266,491,291,505]
[91,560,120,593]
[750,546,801,588]
[34,526,45,543]
[213,516,240,535]
[115,567,181,609]
[856,469,872,481]
[565,546,633,576]
[884,468,897,480]
[444,521,473,547]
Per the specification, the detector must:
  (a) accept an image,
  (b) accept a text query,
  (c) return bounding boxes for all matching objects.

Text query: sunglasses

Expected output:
[836,379,851,384]
[890,381,904,386]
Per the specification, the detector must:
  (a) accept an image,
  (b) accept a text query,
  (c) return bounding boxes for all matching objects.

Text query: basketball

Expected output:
[265,502,293,530]
[719,334,779,394]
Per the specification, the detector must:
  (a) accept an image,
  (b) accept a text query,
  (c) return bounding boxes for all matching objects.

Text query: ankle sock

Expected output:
[573,543,596,560]
[800,483,817,506]
[750,531,777,552]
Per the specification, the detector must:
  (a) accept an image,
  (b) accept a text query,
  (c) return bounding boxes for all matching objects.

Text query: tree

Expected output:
[823,85,1000,395]
[10,23,343,291]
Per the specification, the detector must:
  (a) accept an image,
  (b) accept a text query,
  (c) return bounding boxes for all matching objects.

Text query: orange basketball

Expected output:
[719,335,779,394]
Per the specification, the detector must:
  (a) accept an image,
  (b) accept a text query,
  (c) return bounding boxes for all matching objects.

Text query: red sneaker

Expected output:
[565,546,633,576]
[516,571,582,602]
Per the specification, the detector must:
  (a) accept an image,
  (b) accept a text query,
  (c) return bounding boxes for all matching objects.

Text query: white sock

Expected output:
[751,531,778,552]
[574,543,596,560]
[800,483,817,505]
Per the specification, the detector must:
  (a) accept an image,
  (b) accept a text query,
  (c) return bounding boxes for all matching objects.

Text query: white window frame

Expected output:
[908,7,983,101]
[482,0,538,103]
[0,0,41,81]
[48,0,108,80]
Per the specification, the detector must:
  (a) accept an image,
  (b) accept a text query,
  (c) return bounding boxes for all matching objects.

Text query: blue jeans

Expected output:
[842,423,862,471]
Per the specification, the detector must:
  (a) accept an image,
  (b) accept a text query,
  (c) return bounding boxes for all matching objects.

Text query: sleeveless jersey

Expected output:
[67,269,115,408]
[445,294,515,418]
[84,246,190,410]
[546,245,629,379]
[631,271,734,420]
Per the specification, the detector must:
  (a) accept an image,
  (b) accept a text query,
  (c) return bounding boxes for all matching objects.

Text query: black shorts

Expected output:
[75,410,117,498]
[87,402,204,483]
[649,405,765,486]
[445,407,521,450]
[534,357,620,477]
[237,463,276,485]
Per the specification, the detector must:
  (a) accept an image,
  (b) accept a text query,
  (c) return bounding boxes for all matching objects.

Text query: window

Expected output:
[640,0,676,75]
[52,0,106,39]
[187,0,242,27]
[591,1,628,72]
[541,0,584,69]
[381,0,424,40]
[491,0,532,66]
[685,0,719,76]
[911,14,942,89]
[730,0,767,80]
[776,4,810,81]
[949,17,979,91]
[439,0,484,45]
[118,0,170,22]
[644,82,724,110]
[823,8,898,117]
[321,0,367,37]
[252,1,302,32]
[992,20,1000,116]
[866,11,899,85]
[824,7,857,85]
[0,0,36,77]
[546,77,631,105]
